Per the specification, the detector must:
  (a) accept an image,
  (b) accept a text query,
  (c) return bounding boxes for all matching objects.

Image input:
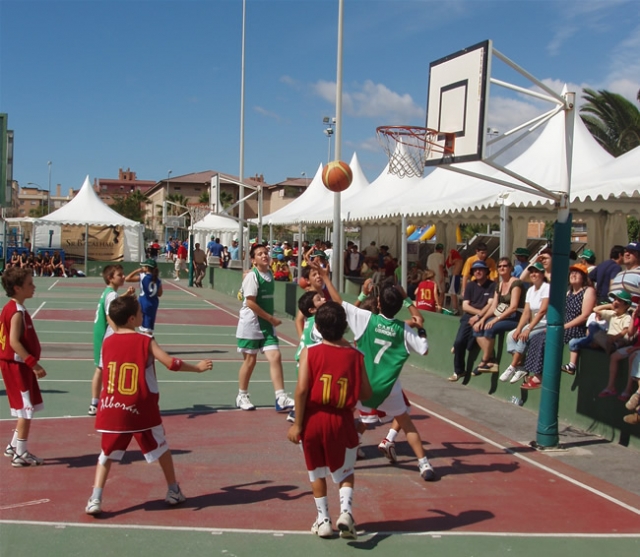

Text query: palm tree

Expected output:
[111,189,149,223]
[580,88,640,156]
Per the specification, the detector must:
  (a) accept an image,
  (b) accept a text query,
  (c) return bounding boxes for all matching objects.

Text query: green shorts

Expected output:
[237,332,279,354]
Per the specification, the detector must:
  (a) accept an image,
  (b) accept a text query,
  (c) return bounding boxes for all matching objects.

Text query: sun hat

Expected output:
[527,262,545,273]
[569,263,589,275]
[513,247,530,257]
[471,260,489,270]
[142,258,157,268]
[611,290,632,304]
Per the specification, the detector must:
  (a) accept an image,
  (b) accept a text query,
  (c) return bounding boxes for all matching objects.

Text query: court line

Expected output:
[31,302,46,318]
[0,499,50,511]
[47,280,59,291]
[410,400,640,517]
[166,281,197,298]
[0,519,638,538]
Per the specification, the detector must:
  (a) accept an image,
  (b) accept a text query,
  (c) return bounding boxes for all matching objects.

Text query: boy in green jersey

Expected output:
[235,244,294,412]
[88,265,134,416]
[316,263,436,481]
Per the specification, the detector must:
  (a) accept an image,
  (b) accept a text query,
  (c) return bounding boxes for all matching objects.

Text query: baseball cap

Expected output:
[143,258,157,268]
[625,242,640,253]
[527,262,545,273]
[578,248,595,260]
[471,260,489,270]
[311,249,327,259]
[611,290,632,304]
[513,247,530,257]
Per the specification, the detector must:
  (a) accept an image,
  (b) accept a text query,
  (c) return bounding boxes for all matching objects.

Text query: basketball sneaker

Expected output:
[499,365,516,382]
[311,517,333,538]
[275,393,295,412]
[336,511,357,539]
[85,498,102,515]
[88,404,98,416]
[419,460,436,481]
[165,486,186,506]
[235,393,255,411]
[11,451,44,467]
[4,444,16,458]
[286,410,296,423]
[377,438,397,464]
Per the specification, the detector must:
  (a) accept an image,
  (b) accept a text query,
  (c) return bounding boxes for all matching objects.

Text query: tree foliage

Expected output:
[111,190,149,223]
[580,88,640,156]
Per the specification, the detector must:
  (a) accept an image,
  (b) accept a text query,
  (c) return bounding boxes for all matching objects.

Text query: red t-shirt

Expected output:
[96,333,162,432]
[177,245,188,260]
[0,300,41,362]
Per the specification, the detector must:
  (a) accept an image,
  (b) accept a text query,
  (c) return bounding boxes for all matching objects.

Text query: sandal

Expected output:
[598,388,617,398]
[477,359,498,372]
[617,391,631,402]
[521,375,542,390]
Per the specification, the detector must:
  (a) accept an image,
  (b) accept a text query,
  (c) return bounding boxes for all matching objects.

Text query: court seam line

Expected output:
[0,519,638,537]
[47,280,59,291]
[31,302,46,318]
[410,400,640,517]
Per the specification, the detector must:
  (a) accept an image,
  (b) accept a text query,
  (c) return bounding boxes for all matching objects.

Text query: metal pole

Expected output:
[401,215,408,290]
[238,0,246,268]
[536,91,575,449]
[47,161,52,214]
[332,0,344,293]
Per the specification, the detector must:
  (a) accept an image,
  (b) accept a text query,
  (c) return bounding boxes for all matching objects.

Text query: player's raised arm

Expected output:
[150,340,213,373]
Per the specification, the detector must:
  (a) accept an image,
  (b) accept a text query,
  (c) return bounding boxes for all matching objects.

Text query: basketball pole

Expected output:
[332,0,345,291]
[536,91,575,449]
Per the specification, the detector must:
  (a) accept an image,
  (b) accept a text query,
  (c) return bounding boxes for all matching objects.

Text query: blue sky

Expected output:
[1,0,639,195]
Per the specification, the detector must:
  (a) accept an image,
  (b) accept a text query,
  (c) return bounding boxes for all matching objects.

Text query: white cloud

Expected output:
[311,79,424,122]
[604,24,640,99]
[254,106,280,120]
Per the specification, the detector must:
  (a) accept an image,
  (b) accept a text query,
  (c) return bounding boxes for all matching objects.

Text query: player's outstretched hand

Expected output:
[196,359,214,373]
[126,286,136,296]
[362,278,374,296]
[33,364,46,379]
[287,424,301,445]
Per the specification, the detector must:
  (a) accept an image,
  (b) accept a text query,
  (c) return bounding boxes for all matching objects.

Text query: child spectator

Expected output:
[89,265,134,416]
[0,267,46,467]
[414,270,440,312]
[562,290,633,397]
[85,296,213,515]
[598,299,639,400]
[235,244,294,412]
[50,251,67,277]
[125,259,163,335]
[623,383,640,425]
[287,301,372,539]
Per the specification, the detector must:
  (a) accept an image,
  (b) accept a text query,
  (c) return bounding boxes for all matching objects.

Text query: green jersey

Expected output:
[93,286,117,367]
[295,315,321,362]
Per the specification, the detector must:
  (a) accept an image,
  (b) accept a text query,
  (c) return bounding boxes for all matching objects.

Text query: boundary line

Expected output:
[410,400,640,516]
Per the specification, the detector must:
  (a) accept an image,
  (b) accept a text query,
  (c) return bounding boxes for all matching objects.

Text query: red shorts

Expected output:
[0,361,44,418]
[302,410,358,482]
[98,424,168,464]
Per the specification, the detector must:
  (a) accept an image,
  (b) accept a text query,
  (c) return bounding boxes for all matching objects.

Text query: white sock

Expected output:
[386,428,398,443]
[91,398,99,406]
[339,487,353,514]
[314,496,329,521]
[238,389,248,395]
[91,487,103,500]
[16,438,27,455]
[418,456,429,467]
[10,430,19,448]
[275,389,285,399]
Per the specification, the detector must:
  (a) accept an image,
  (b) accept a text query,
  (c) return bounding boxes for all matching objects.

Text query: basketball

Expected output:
[298,277,309,290]
[322,160,353,192]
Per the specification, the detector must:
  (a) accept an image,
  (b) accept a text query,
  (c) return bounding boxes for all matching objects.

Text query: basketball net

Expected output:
[376,126,455,178]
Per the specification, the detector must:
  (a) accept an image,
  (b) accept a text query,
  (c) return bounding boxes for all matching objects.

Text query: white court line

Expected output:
[0,499,50,511]
[0,519,638,538]
[47,280,59,291]
[167,281,197,297]
[31,302,46,318]
[409,400,640,517]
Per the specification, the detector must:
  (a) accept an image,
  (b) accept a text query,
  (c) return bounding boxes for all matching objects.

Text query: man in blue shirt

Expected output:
[512,247,530,278]
[589,245,624,303]
[206,236,223,266]
[229,240,240,260]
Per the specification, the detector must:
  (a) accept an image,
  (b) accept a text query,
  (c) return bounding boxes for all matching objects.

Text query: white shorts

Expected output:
[174,259,186,271]
[307,447,358,484]
[357,380,409,420]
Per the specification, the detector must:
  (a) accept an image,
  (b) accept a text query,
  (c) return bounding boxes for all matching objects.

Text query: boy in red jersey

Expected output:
[85,296,213,515]
[0,267,46,467]
[414,269,441,313]
[287,301,372,540]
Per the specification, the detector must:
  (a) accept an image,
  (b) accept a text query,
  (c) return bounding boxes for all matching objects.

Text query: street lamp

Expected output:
[323,116,335,163]
[47,161,52,213]
[301,171,309,187]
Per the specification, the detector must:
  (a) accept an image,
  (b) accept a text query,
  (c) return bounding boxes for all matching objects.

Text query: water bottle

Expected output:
[510,395,523,407]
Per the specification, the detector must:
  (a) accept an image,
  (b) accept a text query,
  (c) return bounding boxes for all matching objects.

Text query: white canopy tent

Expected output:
[192,212,247,249]
[32,176,144,262]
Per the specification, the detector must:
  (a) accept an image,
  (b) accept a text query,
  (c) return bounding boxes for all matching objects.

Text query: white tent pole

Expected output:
[84,224,89,272]
[401,215,408,290]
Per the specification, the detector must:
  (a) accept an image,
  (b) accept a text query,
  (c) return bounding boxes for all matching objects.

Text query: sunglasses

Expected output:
[497,264,510,268]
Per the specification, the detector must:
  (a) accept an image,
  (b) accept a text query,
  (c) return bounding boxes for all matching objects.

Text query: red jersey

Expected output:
[305,343,363,413]
[0,299,41,363]
[414,280,437,312]
[96,332,162,433]
[177,244,188,260]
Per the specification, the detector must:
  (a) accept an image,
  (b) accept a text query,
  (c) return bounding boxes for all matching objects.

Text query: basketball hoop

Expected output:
[376,126,456,178]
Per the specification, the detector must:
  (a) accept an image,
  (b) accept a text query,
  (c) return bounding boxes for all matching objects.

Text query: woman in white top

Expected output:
[500,262,550,386]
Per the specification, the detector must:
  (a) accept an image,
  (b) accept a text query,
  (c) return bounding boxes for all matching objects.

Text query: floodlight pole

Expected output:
[332,0,344,292]
[536,91,575,449]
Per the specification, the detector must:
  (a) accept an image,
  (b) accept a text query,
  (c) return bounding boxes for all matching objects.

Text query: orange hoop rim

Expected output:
[376,125,453,153]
